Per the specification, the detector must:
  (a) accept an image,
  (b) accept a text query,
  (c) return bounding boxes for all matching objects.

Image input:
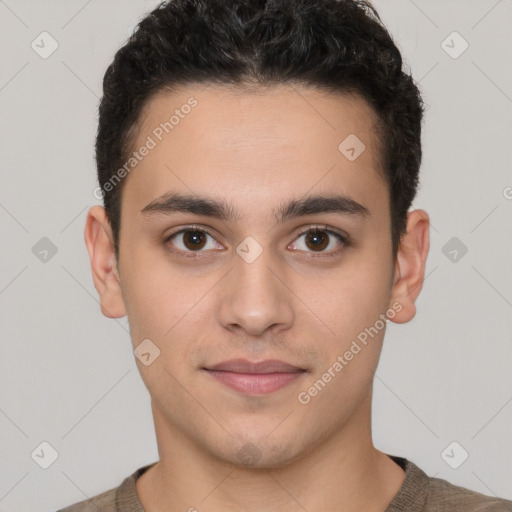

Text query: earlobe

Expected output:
[84,205,127,318]
[389,209,430,324]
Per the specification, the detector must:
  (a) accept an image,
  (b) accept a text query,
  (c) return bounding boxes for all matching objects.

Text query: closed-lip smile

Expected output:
[203,358,306,395]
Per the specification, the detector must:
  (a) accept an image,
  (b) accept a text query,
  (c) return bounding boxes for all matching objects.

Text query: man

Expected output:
[58,0,512,510]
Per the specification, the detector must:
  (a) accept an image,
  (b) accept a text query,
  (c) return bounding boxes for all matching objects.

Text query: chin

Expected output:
[212,433,305,470]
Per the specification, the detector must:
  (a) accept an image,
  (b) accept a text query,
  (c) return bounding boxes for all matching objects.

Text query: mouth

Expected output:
[202,359,307,395]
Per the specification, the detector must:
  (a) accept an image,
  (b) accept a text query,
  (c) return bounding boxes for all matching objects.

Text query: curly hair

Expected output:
[95,0,424,260]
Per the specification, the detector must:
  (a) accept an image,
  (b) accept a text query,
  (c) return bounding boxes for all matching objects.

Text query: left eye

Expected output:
[289,228,347,254]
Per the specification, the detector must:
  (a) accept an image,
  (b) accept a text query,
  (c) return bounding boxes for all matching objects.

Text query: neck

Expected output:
[136,393,405,512]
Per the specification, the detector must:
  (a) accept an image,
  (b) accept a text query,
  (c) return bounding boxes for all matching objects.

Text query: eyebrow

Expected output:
[140,192,370,223]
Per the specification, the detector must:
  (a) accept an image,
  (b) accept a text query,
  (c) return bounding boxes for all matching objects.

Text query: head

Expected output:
[85,0,429,469]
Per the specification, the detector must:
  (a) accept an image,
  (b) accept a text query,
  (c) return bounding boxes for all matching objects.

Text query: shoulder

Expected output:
[387,455,512,512]
[55,461,156,512]
[425,474,512,511]
[56,486,118,512]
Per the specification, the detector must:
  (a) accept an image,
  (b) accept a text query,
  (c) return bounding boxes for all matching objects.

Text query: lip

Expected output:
[206,358,304,374]
[203,359,306,395]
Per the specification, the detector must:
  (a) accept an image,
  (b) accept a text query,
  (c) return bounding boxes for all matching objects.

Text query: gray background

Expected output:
[0,1,511,510]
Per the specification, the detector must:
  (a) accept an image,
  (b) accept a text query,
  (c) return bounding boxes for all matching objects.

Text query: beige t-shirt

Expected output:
[56,455,512,511]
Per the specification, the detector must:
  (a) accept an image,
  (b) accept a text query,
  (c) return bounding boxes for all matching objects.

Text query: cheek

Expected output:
[120,247,216,360]
[119,247,182,341]
[300,273,389,409]
[301,258,391,339]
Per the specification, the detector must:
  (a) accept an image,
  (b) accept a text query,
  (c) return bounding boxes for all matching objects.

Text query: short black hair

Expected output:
[95,0,424,261]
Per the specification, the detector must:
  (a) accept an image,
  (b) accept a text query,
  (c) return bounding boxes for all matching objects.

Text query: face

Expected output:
[86,83,429,469]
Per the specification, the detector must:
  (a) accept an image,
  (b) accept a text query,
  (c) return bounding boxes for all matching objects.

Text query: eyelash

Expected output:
[164,224,349,260]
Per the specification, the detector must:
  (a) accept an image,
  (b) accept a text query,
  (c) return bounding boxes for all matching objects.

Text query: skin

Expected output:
[84,83,429,512]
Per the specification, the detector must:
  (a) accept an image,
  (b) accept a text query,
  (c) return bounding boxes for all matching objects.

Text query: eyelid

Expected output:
[294,224,347,240]
[164,224,216,241]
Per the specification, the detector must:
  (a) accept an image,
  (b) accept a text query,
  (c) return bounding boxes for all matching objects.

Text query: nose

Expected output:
[217,244,295,337]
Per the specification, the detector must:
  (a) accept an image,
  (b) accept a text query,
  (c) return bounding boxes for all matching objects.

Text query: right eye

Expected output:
[165,226,224,258]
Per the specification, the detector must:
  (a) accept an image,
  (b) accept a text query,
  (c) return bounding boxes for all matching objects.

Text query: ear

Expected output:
[84,205,127,318]
[388,209,430,324]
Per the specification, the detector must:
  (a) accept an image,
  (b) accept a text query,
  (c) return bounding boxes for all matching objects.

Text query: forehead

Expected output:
[122,83,387,218]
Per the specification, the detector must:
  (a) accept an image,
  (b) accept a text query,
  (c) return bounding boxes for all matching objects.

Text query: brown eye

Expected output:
[289,227,347,255]
[182,230,207,250]
[166,228,222,255]
[304,230,329,251]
